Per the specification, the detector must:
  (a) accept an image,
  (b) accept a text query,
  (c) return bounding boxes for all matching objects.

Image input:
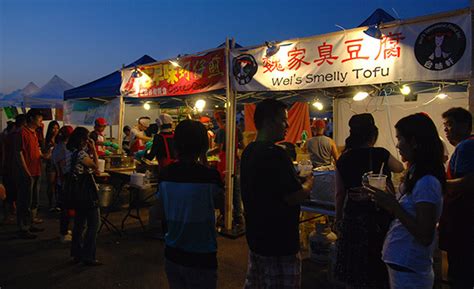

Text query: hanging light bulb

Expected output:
[143,102,151,110]
[312,100,324,111]
[436,92,448,99]
[265,41,280,58]
[169,54,182,68]
[400,85,411,96]
[353,91,369,101]
[195,99,206,112]
[436,86,448,99]
[364,22,382,39]
[131,67,142,78]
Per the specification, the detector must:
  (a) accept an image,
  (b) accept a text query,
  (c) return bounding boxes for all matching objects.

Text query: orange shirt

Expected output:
[21,127,42,176]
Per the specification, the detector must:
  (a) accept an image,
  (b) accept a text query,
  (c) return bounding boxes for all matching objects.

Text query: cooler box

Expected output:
[311,170,336,206]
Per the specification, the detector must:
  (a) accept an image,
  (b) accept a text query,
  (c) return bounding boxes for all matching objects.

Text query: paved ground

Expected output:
[1,206,336,289]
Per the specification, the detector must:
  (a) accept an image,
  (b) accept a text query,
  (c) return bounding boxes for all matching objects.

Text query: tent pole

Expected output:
[224,37,236,232]
[469,0,474,115]
[118,95,125,153]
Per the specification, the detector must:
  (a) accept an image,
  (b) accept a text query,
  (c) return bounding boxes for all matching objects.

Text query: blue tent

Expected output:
[64,55,156,100]
[358,8,395,27]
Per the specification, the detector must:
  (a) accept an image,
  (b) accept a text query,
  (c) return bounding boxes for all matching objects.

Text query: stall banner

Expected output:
[63,98,120,125]
[231,11,471,91]
[121,49,226,97]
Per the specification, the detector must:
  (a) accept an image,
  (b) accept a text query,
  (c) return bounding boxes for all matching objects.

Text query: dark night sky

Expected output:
[0,0,468,94]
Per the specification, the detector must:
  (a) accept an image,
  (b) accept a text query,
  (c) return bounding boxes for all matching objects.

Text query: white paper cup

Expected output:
[97,159,106,173]
[367,174,387,190]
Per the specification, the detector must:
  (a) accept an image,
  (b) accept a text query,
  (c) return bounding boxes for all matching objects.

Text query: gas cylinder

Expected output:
[309,222,337,263]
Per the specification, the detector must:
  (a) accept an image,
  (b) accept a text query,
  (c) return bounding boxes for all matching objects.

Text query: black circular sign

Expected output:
[232,54,258,85]
[415,22,466,71]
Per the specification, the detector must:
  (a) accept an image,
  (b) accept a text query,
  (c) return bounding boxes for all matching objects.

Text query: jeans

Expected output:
[17,175,40,231]
[56,184,71,235]
[71,207,100,262]
[165,259,217,289]
[387,266,434,289]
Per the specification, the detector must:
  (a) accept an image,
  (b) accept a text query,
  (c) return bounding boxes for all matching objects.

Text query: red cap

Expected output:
[312,119,326,129]
[95,117,107,126]
[60,125,74,138]
[200,116,211,124]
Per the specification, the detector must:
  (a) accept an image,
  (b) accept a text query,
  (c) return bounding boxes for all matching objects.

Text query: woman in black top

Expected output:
[67,127,102,266]
[44,121,60,211]
[334,113,403,289]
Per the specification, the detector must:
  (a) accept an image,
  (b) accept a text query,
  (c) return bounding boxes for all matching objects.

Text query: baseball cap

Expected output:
[95,117,107,126]
[199,116,211,124]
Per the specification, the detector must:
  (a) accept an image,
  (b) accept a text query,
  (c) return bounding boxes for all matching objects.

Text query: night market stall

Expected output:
[119,40,241,235]
[230,6,472,205]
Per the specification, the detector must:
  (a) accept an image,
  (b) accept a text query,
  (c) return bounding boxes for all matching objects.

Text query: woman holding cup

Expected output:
[334,113,403,289]
[365,113,445,289]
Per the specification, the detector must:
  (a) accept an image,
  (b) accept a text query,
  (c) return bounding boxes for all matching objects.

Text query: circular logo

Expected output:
[415,22,466,71]
[232,54,258,85]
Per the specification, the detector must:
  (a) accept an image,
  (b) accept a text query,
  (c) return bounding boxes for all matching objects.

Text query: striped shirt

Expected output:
[157,161,223,268]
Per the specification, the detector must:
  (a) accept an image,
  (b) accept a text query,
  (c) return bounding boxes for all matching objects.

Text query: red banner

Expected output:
[121,49,226,97]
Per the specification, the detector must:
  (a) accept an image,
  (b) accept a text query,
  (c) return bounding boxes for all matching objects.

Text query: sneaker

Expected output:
[32,218,44,224]
[18,230,37,239]
[55,207,62,213]
[49,207,56,213]
[60,234,72,243]
[29,226,45,233]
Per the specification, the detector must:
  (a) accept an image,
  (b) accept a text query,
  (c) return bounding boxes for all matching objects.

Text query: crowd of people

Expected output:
[0,103,473,289]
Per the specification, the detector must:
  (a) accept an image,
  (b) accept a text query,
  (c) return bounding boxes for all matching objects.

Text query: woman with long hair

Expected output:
[44,121,60,211]
[334,113,403,289]
[366,113,445,288]
[66,127,101,266]
[52,125,74,243]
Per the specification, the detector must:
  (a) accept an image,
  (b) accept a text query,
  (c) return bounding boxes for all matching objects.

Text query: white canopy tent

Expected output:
[24,75,73,109]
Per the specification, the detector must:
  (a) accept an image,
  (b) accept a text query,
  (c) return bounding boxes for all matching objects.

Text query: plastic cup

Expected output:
[367,174,387,190]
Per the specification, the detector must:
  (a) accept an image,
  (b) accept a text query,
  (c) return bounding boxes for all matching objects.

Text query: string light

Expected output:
[195,99,206,112]
[400,85,411,95]
[353,91,369,101]
[312,100,324,110]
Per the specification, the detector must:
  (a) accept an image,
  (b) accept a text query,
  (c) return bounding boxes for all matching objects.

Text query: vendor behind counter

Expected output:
[89,117,118,157]
[145,114,176,168]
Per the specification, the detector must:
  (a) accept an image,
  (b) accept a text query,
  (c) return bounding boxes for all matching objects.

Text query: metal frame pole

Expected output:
[224,38,237,231]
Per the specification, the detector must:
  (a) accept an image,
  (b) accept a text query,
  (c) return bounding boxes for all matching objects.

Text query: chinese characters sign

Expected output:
[121,49,226,97]
[231,12,471,91]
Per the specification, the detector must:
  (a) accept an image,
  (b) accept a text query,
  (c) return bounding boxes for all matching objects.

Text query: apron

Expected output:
[130,137,145,154]
[95,133,106,156]
[158,133,176,168]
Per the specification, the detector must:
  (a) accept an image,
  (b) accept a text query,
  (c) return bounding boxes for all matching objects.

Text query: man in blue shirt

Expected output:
[439,107,474,289]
